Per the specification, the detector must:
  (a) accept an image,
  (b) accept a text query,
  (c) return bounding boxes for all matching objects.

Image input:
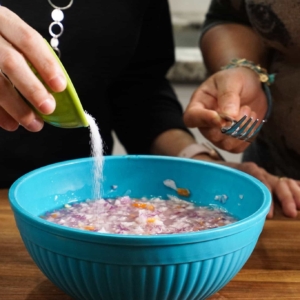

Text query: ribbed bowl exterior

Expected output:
[9,156,271,300]
[22,233,257,300]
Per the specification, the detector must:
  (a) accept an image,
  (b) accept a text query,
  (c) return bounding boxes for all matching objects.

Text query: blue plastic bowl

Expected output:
[9,155,271,300]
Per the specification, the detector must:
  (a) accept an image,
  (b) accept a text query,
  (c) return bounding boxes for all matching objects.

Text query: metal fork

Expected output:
[220,83,273,143]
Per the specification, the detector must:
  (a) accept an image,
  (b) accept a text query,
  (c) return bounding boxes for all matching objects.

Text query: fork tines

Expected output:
[221,115,265,142]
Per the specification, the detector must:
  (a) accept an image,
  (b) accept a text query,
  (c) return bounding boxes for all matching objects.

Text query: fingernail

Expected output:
[287,203,298,218]
[39,98,56,114]
[27,118,44,132]
[49,74,67,91]
[213,114,223,126]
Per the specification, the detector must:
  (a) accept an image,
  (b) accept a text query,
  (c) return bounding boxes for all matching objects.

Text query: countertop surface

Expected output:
[1,188,300,300]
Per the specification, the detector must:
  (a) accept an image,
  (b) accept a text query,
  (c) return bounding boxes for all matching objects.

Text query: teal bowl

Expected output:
[8,156,271,300]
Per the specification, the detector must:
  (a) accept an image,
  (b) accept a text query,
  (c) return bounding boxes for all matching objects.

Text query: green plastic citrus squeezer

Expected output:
[27,41,89,128]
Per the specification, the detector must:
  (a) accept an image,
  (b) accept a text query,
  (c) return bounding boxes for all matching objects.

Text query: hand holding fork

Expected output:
[183,59,274,152]
[219,59,274,143]
[219,81,273,143]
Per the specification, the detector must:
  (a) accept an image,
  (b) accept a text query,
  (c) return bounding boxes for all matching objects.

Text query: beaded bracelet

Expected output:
[221,58,275,86]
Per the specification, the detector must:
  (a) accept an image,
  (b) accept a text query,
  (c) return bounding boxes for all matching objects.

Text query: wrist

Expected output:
[192,153,218,162]
[221,58,275,85]
[177,143,224,161]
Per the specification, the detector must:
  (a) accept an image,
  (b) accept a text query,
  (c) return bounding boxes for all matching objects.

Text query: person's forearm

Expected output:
[151,129,224,162]
[200,23,269,74]
[150,129,196,157]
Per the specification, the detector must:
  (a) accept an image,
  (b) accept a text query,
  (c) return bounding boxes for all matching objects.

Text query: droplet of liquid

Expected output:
[163,179,177,190]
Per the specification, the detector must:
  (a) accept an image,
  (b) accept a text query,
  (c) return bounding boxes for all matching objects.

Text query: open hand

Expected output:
[220,161,300,219]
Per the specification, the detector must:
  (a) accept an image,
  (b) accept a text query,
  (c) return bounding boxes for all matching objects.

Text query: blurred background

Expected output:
[113,0,242,163]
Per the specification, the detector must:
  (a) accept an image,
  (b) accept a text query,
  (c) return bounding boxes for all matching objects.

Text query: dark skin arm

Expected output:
[200,23,267,73]
[176,24,300,218]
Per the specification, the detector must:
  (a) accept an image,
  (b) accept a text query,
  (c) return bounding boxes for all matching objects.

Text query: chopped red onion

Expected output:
[41,196,237,235]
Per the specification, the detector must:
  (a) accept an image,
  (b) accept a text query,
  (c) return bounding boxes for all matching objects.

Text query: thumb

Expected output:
[215,71,243,118]
[218,90,241,118]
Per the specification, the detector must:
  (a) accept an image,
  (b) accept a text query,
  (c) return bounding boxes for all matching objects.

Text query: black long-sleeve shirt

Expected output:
[0,0,190,187]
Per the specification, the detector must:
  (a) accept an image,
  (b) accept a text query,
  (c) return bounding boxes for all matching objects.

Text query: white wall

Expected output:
[168,0,210,24]
[169,0,210,14]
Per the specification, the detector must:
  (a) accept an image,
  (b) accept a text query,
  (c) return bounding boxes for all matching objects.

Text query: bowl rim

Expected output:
[8,155,271,245]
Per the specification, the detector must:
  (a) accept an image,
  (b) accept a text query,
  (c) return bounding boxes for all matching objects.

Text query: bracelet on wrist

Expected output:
[221,58,275,86]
